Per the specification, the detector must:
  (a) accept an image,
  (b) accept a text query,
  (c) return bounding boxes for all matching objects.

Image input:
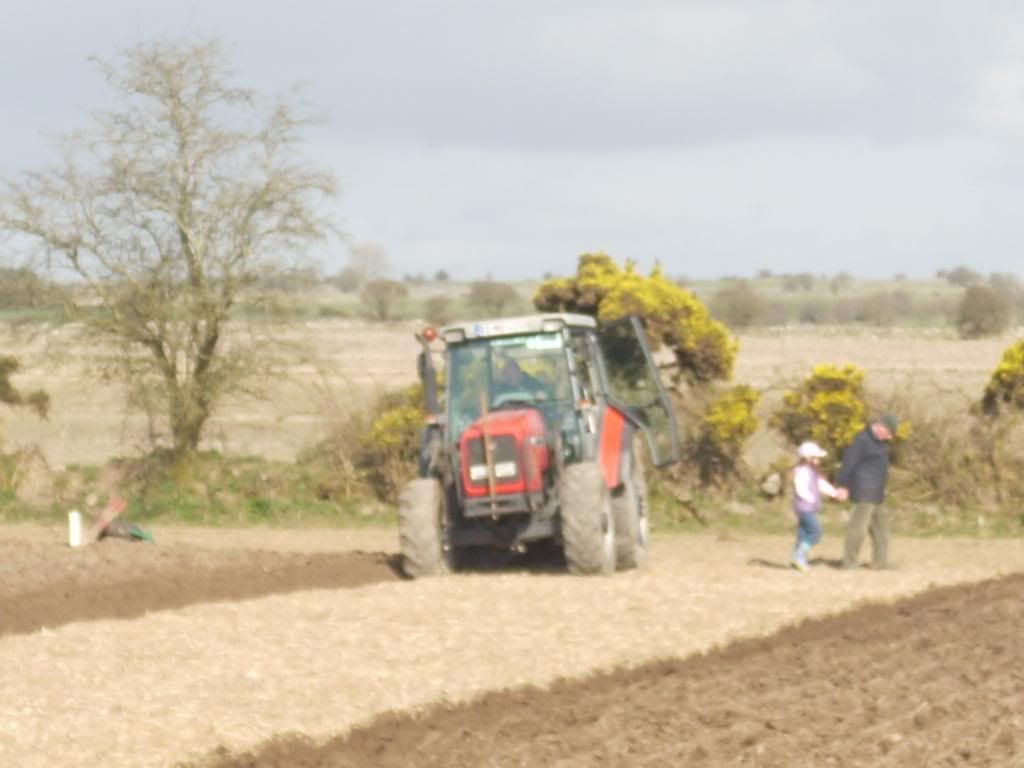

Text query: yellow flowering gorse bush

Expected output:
[535,253,737,383]
[355,384,425,501]
[772,363,867,469]
[981,340,1024,416]
[696,384,761,483]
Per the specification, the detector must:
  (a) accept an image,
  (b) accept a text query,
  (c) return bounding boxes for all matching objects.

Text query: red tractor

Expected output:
[400,313,679,576]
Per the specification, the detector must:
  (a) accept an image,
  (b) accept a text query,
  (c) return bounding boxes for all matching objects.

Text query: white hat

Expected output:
[798,441,828,459]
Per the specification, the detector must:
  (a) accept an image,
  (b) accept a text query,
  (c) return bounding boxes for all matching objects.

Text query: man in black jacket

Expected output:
[836,414,898,569]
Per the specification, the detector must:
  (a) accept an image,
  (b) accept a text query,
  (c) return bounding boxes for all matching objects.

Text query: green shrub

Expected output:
[466,280,522,317]
[710,280,764,328]
[958,284,1011,339]
[781,273,816,293]
[941,265,982,287]
[361,280,409,321]
[795,298,833,325]
[0,356,49,418]
[330,267,364,293]
[247,497,274,518]
[829,272,854,294]
[859,290,913,326]
[423,294,455,325]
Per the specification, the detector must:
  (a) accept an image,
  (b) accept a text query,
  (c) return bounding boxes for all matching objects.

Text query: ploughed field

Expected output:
[2,526,1022,767]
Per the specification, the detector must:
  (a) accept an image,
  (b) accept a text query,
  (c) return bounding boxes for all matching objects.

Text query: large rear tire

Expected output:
[398,478,451,578]
[612,445,649,570]
[559,462,616,575]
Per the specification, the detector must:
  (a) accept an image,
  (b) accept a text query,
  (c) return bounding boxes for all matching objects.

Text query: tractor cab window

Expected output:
[446,333,573,439]
[597,316,681,467]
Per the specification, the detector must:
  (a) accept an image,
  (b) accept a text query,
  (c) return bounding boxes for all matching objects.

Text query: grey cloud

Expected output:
[5,0,1024,279]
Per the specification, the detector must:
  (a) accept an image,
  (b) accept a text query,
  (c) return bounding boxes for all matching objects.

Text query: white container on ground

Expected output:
[68,510,83,547]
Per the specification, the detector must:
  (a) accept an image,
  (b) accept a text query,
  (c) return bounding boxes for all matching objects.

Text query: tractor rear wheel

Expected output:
[398,478,451,578]
[612,445,649,570]
[559,462,616,575]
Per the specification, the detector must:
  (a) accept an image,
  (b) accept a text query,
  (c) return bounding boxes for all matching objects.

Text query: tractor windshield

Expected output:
[446,332,572,439]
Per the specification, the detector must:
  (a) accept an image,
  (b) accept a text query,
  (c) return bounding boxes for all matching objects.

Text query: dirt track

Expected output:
[0,537,400,637]
[1,526,1022,767]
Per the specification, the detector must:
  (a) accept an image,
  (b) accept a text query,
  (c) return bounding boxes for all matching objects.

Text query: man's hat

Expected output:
[879,413,899,433]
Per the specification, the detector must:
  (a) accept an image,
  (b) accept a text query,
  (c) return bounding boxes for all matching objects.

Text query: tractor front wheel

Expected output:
[559,462,616,575]
[398,478,451,578]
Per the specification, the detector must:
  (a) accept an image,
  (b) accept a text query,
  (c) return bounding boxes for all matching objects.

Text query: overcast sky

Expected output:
[4,1,1024,280]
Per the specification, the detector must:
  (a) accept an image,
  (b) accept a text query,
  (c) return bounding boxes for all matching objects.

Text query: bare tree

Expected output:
[0,38,336,460]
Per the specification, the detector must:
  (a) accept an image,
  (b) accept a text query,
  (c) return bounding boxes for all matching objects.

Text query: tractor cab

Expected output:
[447,328,573,439]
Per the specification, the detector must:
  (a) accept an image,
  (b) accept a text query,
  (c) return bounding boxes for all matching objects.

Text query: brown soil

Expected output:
[0,531,401,637]
[2,527,1023,768]
[198,574,1024,768]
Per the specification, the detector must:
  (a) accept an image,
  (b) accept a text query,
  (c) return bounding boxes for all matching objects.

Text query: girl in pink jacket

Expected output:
[791,441,844,571]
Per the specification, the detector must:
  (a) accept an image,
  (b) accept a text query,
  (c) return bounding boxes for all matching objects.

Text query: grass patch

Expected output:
[0,451,396,528]
[2,448,1022,538]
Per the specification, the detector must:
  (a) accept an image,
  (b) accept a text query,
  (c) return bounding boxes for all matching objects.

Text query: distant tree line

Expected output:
[709,267,1024,337]
[4,261,1021,338]
[710,280,956,330]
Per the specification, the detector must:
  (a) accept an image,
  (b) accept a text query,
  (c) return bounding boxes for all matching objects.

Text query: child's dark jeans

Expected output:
[796,510,822,548]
